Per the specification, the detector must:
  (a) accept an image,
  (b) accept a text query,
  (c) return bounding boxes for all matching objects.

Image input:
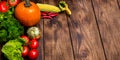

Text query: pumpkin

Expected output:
[15,0,41,26]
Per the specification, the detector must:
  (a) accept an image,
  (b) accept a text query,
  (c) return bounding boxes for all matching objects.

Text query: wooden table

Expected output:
[0,0,120,60]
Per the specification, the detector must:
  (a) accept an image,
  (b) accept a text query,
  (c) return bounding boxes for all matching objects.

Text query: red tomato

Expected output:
[0,1,9,12]
[29,39,39,49]
[28,49,39,59]
[22,46,29,57]
[21,35,30,44]
[32,38,38,40]
[8,0,20,6]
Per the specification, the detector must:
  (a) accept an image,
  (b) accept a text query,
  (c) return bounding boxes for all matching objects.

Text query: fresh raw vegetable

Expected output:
[36,1,71,15]
[42,16,52,19]
[22,46,29,57]
[36,3,61,12]
[21,35,30,44]
[41,12,47,16]
[41,12,58,19]
[1,38,26,60]
[8,0,20,6]
[59,1,71,15]
[0,7,24,43]
[28,49,39,59]
[29,39,39,49]
[48,12,58,17]
[27,27,41,39]
[15,0,41,26]
[0,1,9,12]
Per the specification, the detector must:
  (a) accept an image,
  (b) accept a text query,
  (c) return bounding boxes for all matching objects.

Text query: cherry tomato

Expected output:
[29,39,39,49]
[0,1,9,12]
[22,46,29,57]
[8,0,20,6]
[32,38,39,40]
[28,49,39,59]
[21,35,30,44]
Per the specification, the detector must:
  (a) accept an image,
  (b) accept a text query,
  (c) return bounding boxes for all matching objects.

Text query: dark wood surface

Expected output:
[92,0,120,60]
[43,0,74,60]
[0,0,120,60]
[118,0,120,8]
[65,0,105,60]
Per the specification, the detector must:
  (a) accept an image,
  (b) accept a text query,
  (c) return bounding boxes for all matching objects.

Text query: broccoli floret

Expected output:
[0,7,24,43]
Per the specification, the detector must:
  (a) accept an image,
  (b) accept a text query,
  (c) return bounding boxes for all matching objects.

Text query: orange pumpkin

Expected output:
[15,1,41,26]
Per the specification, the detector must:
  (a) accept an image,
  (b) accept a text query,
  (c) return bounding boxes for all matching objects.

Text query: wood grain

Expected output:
[92,0,120,60]
[43,0,74,60]
[117,0,120,9]
[64,0,106,60]
[36,19,44,60]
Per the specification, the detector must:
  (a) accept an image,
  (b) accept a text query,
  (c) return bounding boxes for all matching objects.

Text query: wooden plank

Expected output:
[117,0,120,8]
[92,0,120,60]
[36,20,44,60]
[43,0,74,60]
[64,0,106,60]
[35,1,44,60]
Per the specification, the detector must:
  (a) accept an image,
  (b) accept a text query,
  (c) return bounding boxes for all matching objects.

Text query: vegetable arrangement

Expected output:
[21,35,39,60]
[36,1,71,19]
[0,0,71,60]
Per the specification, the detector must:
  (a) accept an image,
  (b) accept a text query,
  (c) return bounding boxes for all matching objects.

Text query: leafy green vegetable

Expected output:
[1,38,26,60]
[0,7,24,43]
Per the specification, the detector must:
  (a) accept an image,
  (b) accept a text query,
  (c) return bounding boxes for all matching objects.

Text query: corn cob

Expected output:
[36,3,61,13]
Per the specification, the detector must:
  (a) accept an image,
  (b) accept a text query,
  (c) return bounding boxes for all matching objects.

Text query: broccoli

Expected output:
[0,7,24,43]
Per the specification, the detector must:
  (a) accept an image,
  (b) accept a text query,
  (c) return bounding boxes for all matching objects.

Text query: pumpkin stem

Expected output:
[25,0,31,7]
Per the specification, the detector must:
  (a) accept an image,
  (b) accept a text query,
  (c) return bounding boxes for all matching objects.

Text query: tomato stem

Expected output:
[25,0,31,7]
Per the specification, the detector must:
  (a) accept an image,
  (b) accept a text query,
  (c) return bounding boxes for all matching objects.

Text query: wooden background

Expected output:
[0,0,120,60]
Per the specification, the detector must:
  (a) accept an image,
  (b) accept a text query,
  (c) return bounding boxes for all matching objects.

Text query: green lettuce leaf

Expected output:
[1,38,25,60]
